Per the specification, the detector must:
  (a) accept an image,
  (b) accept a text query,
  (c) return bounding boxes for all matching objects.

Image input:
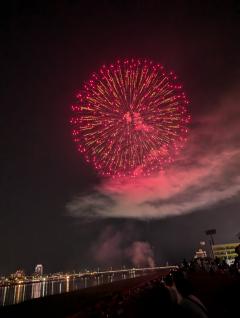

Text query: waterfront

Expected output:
[0,266,178,307]
[0,271,137,306]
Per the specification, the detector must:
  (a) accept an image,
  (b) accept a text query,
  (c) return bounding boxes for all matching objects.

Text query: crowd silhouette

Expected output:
[73,244,240,318]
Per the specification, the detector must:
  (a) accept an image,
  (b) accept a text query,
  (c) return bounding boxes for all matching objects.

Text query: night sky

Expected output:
[1,1,240,275]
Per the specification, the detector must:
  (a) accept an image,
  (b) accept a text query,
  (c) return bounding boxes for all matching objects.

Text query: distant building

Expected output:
[15,270,25,279]
[212,243,239,265]
[194,241,207,259]
[10,270,25,281]
[194,248,207,259]
[35,264,43,276]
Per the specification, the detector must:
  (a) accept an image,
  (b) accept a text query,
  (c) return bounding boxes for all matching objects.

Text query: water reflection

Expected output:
[32,282,41,299]
[66,277,69,293]
[0,271,140,307]
[13,284,24,304]
[2,286,8,306]
[51,281,54,295]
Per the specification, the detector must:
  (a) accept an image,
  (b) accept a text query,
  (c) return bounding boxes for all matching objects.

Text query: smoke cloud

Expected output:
[90,226,155,267]
[126,241,155,268]
[67,86,240,219]
[90,226,124,265]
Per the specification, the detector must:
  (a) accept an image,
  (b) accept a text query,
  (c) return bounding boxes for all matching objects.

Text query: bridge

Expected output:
[47,265,178,281]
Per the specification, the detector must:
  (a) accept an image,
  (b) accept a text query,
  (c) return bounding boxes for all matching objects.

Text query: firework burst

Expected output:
[70,59,190,177]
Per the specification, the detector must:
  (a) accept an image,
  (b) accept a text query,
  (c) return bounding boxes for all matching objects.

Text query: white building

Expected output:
[212,243,239,265]
[35,264,43,276]
[194,248,207,259]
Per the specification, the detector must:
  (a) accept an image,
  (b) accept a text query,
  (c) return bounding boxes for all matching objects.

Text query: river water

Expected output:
[0,272,137,307]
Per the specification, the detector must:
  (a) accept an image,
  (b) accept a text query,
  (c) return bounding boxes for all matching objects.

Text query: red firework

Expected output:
[70,59,190,177]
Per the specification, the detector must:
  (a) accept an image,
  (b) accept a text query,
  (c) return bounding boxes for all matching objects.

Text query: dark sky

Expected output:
[1,0,240,275]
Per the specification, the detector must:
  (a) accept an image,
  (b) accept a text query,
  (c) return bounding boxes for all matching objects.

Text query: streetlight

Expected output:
[236,232,240,241]
[205,229,216,258]
[205,229,216,245]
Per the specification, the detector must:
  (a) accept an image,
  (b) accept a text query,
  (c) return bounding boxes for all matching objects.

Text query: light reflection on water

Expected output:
[0,272,137,307]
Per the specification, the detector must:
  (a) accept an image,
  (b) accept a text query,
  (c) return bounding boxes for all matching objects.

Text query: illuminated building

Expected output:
[194,241,207,259]
[194,248,207,259]
[35,264,43,276]
[14,270,25,279]
[212,243,239,265]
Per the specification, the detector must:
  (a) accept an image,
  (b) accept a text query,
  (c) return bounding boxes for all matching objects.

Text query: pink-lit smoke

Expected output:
[126,241,155,268]
[90,226,155,267]
[67,86,240,219]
